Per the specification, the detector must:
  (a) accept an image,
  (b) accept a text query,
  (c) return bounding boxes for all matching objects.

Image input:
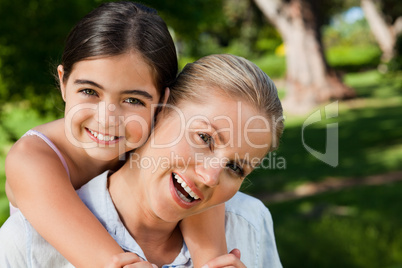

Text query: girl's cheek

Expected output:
[125,120,152,148]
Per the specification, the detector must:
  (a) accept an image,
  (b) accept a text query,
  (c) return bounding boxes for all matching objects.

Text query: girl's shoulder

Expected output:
[10,119,64,155]
[31,118,65,137]
[6,119,69,178]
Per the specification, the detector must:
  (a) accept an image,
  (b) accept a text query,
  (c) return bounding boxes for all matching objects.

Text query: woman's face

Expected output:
[133,91,272,222]
[59,52,162,161]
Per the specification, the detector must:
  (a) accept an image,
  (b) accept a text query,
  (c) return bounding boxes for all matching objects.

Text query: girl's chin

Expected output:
[86,150,121,162]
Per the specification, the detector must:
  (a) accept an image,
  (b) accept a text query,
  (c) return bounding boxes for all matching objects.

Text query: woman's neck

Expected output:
[108,164,183,266]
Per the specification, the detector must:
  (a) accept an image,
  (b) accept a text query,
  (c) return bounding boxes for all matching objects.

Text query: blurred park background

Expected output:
[0,0,401,267]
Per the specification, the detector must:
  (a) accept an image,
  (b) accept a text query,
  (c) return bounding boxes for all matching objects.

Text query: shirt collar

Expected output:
[77,171,192,266]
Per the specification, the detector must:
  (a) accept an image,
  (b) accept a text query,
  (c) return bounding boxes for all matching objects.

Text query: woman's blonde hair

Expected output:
[168,54,284,151]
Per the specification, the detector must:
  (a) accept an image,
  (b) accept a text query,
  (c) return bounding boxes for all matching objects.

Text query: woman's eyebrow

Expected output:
[210,123,225,144]
[197,120,225,144]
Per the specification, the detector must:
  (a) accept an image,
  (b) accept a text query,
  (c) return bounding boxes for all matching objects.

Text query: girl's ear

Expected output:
[57,65,67,102]
[154,87,170,121]
[162,87,170,105]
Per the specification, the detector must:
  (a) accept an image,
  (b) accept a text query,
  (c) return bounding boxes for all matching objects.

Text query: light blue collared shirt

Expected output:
[0,171,282,267]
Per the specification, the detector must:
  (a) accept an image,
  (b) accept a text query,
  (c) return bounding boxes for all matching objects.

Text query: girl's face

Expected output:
[59,52,163,161]
[132,92,272,223]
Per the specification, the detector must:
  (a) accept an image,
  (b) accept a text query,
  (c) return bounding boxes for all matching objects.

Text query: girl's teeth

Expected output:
[89,129,118,141]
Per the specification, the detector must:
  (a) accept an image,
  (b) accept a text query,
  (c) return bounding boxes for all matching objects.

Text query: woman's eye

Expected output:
[198,133,214,150]
[226,162,244,177]
[124,98,145,106]
[80,88,98,96]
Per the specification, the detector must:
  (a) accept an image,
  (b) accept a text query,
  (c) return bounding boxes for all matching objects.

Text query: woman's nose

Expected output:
[195,159,222,187]
[95,102,123,127]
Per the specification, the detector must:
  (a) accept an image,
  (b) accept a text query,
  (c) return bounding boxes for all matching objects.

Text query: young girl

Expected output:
[4,2,227,267]
[0,53,284,268]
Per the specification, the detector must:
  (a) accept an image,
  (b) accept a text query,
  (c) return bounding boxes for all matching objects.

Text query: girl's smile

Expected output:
[86,128,123,145]
[59,52,161,161]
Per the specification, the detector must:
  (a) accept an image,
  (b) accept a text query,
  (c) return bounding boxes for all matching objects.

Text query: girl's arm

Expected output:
[5,137,124,267]
[180,203,227,268]
[201,249,245,268]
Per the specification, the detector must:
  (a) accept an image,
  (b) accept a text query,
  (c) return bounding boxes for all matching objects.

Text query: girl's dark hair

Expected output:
[61,1,177,93]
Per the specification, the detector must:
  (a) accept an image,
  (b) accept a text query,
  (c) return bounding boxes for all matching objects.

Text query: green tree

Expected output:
[361,0,402,62]
[0,0,101,115]
[253,0,357,113]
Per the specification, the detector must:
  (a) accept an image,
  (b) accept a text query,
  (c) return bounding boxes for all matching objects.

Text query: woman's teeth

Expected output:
[173,173,200,201]
[88,129,118,141]
[176,189,192,203]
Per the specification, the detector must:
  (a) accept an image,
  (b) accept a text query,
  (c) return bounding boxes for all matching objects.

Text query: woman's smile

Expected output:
[130,91,272,222]
[170,172,202,209]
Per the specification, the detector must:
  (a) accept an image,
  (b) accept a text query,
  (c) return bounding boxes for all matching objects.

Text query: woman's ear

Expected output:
[57,65,67,102]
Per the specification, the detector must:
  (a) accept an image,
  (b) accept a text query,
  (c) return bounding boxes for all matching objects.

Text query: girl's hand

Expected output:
[105,252,158,268]
[201,249,246,268]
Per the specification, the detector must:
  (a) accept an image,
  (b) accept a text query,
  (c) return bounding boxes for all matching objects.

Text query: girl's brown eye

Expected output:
[80,89,98,96]
[124,98,145,106]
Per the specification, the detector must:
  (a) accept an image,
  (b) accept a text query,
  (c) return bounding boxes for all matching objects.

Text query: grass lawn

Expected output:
[269,182,402,267]
[0,69,401,267]
[241,70,402,267]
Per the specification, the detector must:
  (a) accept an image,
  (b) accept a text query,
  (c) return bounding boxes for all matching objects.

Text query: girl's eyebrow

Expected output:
[121,90,153,100]
[74,79,103,89]
[74,79,153,100]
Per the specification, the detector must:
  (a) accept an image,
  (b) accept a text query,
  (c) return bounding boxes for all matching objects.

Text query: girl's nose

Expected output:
[95,102,123,127]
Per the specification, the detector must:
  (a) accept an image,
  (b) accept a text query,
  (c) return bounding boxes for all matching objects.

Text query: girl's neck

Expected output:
[108,165,183,266]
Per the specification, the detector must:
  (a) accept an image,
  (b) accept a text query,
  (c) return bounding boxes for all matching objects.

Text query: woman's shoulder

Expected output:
[225,192,275,237]
[225,192,272,222]
[225,192,282,267]
[224,192,282,267]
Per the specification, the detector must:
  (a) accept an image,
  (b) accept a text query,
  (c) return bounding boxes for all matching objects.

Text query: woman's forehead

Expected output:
[166,96,271,148]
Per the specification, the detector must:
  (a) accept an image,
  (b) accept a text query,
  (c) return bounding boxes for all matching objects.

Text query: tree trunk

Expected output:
[361,0,402,62]
[254,0,355,113]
